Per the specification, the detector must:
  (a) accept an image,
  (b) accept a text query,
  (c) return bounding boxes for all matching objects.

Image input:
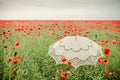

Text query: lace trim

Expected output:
[59,45,93,52]
[49,49,103,69]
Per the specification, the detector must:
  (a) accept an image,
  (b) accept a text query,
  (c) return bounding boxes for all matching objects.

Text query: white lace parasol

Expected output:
[48,36,104,69]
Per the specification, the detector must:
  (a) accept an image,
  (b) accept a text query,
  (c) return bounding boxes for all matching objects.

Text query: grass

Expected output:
[0,22,120,80]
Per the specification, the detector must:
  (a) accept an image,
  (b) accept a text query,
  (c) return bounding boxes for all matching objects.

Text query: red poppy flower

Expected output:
[101,40,105,45]
[12,69,17,74]
[61,58,66,63]
[67,31,70,34]
[105,43,108,46]
[13,42,20,48]
[12,59,18,64]
[73,34,77,36]
[65,71,71,75]
[38,27,42,30]
[37,32,40,36]
[52,32,55,36]
[18,55,22,59]
[61,74,66,80]
[103,59,108,65]
[64,33,67,36]
[117,29,120,32]
[3,34,8,39]
[57,69,71,80]
[3,31,6,34]
[110,40,116,45]
[57,69,63,73]
[17,28,21,32]
[114,35,119,38]
[109,70,115,76]
[105,70,109,76]
[106,32,108,35]
[105,40,108,43]
[59,36,62,39]
[86,31,90,34]
[105,70,115,76]
[93,39,96,42]
[84,34,87,37]
[104,48,110,56]
[8,57,13,61]
[97,58,104,64]
[29,27,34,31]
[67,61,72,66]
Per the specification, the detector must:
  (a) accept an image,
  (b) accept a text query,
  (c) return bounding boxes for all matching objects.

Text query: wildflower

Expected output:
[18,55,22,59]
[61,74,66,80]
[101,40,105,45]
[106,32,108,35]
[61,58,66,63]
[117,29,120,32]
[38,27,42,30]
[114,35,119,38]
[105,70,109,76]
[105,40,108,43]
[103,59,109,65]
[93,39,96,42]
[29,27,34,31]
[52,32,55,36]
[57,69,63,73]
[37,32,40,36]
[66,31,70,34]
[110,40,116,45]
[12,59,18,64]
[65,71,71,75]
[12,69,17,74]
[104,48,110,56]
[8,57,13,61]
[13,42,20,48]
[64,33,67,36]
[57,69,71,80]
[105,43,108,46]
[97,58,104,64]
[86,31,90,34]
[105,70,115,76]
[67,61,72,66]
[109,70,115,76]
[17,28,21,32]
[84,34,87,37]
[73,34,77,36]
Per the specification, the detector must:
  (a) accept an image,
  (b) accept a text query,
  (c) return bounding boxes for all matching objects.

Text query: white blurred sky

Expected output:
[0,0,120,20]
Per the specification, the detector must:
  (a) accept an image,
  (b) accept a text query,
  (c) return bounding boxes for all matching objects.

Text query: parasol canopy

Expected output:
[48,36,104,69]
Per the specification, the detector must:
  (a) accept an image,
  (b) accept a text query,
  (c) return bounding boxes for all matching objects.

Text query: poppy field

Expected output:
[0,20,120,80]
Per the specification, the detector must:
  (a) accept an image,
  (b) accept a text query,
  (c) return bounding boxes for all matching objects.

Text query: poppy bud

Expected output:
[4,45,8,48]
[14,52,17,57]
